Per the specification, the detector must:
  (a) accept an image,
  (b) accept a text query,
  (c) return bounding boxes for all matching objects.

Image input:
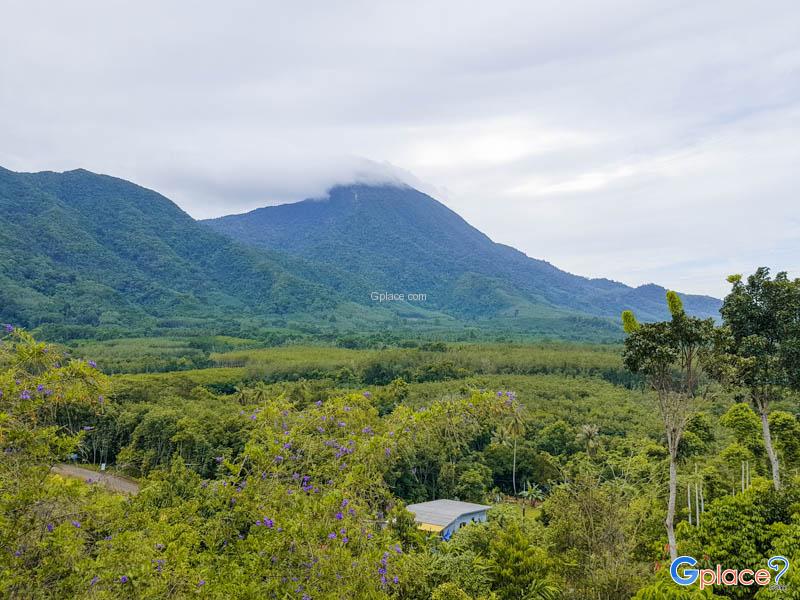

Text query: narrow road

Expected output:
[52,464,140,495]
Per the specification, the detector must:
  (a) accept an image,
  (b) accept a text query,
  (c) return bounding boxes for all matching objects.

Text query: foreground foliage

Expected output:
[2,324,800,598]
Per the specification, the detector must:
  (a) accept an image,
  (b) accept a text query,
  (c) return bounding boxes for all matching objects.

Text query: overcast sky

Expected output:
[2,1,799,297]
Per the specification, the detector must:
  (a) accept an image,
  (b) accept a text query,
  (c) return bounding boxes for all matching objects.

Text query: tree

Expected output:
[711,268,800,490]
[506,405,527,496]
[455,464,492,503]
[518,481,545,507]
[431,582,472,600]
[488,523,556,599]
[0,328,110,588]
[621,291,714,562]
[576,424,600,456]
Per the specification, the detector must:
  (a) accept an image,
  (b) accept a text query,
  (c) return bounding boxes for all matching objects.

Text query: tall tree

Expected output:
[621,292,714,562]
[712,268,800,490]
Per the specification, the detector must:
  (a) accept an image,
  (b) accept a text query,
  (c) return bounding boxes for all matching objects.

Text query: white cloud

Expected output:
[1,0,799,296]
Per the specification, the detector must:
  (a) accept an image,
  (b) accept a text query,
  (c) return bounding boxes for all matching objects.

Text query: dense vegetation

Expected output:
[2,166,719,343]
[0,166,386,340]
[205,184,721,323]
[2,268,800,598]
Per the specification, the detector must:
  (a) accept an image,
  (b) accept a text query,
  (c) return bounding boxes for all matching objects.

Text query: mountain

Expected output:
[0,167,353,338]
[0,167,720,342]
[204,184,721,323]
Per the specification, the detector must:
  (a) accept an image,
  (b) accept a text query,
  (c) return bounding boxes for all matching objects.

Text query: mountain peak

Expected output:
[204,183,721,323]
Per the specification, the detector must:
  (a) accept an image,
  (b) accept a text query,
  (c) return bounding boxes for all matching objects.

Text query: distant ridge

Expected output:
[204,183,721,322]
[0,166,720,340]
[0,166,344,337]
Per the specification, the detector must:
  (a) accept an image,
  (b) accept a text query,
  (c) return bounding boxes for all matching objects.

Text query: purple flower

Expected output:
[4,324,13,333]
[275,455,284,463]
[120,575,129,583]
[327,532,337,539]
[315,400,323,406]
[88,360,97,369]
[197,580,206,587]
[335,512,343,520]
[341,499,349,508]
[393,576,399,584]
[82,426,94,431]
[20,390,31,400]
[46,523,53,532]
[36,384,44,392]
[384,448,391,457]
[363,391,372,398]
[214,456,223,464]
[90,576,99,586]
[264,518,274,528]
[71,520,81,528]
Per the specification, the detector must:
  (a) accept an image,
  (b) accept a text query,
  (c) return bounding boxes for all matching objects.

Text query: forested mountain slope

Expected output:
[205,184,721,322]
[0,167,341,337]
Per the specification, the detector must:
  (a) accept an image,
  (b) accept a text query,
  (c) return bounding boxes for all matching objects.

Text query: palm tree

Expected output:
[518,481,545,507]
[576,424,600,456]
[250,382,270,405]
[507,406,526,495]
[233,385,251,406]
[492,406,527,495]
[525,579,560,600]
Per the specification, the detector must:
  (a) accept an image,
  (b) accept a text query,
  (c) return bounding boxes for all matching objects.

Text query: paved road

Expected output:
[52,464,140,495]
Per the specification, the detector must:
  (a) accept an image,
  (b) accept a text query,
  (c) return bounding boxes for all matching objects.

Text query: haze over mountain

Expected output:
[0,166,720,340]
[205,184,721,323]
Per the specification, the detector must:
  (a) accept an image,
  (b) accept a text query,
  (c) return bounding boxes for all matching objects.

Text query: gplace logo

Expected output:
[671,555,790,590]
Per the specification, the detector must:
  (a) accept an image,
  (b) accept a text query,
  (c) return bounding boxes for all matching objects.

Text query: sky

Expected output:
[2,1,799,297]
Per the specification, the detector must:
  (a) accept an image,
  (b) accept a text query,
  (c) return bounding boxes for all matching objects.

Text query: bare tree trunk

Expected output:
[756,397,781,490]
[687,483,692,526]
[512,438,517,496]
[666,454,678,562]
[694,482,700,527]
